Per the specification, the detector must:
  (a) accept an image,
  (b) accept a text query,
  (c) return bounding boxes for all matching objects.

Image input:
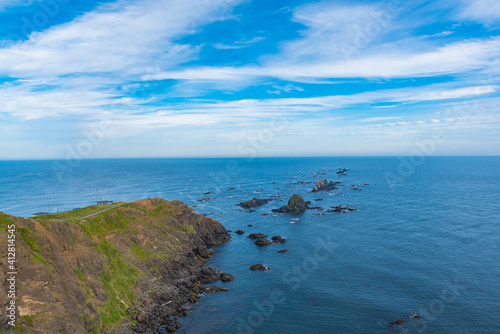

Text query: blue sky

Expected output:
[0,0,499,159]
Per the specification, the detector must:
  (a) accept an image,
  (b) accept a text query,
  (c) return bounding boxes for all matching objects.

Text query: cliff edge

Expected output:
[0,198,231,333]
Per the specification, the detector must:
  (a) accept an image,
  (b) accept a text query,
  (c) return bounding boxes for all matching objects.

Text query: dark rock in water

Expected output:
[249,209,256,213]
[327,205,357,213]
[261,213,270,216]
[287,181,314,186]
[271,236,287,243]
[336,168,350,174]
[254,238,272,246]
[250,264,270,270]
[277,249,288,253]
[272,194,310,213]
[388,320,405,327]
[227,230,232,232]
[312,179,342,192]
[235,230,246,234]
[203,192,216,195]
[314,198,323,201]
[227,187,236,191]
[220,273,235,282]
[198,267,235,284]
[248,233,268,239]
[248,224,253,227]
[237,197,270,209]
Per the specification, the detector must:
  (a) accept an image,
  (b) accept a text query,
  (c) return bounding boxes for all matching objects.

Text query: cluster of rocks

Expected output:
[228,169,362,286]
[157,280,233,333]
[199,267,235,283]
[237,198,271,209]
[336,168,350,176]
[312,179,342,192]
[309,205,357,213]
[249,264,271,270]
[388,320,405,327]
[387,312,420,328]
[287,181,314,186]
[252,235,288,246]
[272,194,310,213]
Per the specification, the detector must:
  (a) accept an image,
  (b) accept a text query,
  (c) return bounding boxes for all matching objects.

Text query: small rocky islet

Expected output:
[271,194,311,213]
[236,197,271,209]
[249,264,271,271]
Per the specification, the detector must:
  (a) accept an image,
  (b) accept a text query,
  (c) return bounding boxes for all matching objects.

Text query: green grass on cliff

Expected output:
[0,213,13,233]
[95,240,140,330]
[18,227,49,265]
[18,227,39,251]
[78,211,132,238]
[32,203,125,220]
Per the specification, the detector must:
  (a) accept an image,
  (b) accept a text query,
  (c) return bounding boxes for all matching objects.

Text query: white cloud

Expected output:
[359,116,401,123]
[396,85,499,102]
[144,35,500,82]
[0,0,243,78]
[458,0,500,24]
[0,0,42,11]
[213,36,265,49]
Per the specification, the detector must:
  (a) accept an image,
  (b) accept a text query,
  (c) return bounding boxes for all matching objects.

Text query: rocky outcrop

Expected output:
[247,233,268,239]
[235,230,245,235]
[336,168,350,176]
[254,238,272,246]
[237,198,270,209]
[327,206,357,213]
[220,273,235,282]
[271,236,287,244]
[277,249,288,253]
[249,264,270,271]
[312,179,342,192]
[272,194,310,213]
[0,198,231,334]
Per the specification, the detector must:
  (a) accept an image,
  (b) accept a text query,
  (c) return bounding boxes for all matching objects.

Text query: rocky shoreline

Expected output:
[0,199,232,334]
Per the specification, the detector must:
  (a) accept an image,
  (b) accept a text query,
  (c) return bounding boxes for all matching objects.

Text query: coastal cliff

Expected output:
[0,198,231,333]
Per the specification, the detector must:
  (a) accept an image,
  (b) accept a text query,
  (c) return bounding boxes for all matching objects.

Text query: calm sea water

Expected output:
[1,157,499,333]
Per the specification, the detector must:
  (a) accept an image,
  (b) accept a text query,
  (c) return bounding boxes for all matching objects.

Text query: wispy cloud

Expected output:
[0,0,243,78]
[458,0,500,25]
[0,0,42,11]
[1,0,499,158]
[213,36,265,49]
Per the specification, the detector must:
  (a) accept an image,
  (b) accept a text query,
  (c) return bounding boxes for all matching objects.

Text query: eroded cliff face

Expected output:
[0,198,230,333]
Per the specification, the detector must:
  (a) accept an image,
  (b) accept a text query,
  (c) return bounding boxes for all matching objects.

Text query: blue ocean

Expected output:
[1,157,499,333]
